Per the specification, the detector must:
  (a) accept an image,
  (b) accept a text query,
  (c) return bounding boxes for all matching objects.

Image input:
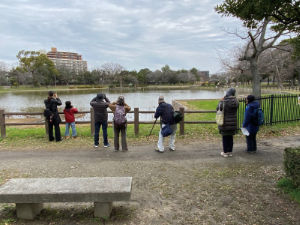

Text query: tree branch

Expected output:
[257,17,271,52]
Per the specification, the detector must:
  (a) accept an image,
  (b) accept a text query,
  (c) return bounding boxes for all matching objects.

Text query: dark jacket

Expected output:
[90,97,110,123]
[243,101,260,134]
[44,97,62,123]
[154,102,175,125]
[216,96,239,135]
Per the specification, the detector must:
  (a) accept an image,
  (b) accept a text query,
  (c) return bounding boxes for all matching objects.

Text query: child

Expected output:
[63,101,78,138]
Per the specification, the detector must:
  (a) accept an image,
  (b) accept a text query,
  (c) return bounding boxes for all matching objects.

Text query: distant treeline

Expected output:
[0,55,209,87]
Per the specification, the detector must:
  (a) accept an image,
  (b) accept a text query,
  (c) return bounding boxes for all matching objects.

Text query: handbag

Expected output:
[216,101,224,126]
[161,124,173,137]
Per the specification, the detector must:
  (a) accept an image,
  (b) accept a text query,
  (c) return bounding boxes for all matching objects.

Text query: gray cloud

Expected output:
[0,0,244,73]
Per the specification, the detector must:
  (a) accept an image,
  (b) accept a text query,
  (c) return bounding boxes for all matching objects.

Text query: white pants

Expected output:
[157,124,177,152]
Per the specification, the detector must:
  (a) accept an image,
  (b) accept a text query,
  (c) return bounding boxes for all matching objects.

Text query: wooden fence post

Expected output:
[134,108,139,136]
[179,107,184,135]
[0,109,6,138]
[90,108,95,136]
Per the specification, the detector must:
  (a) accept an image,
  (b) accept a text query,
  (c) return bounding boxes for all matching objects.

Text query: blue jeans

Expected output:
[94,121,108,146]
[65,122,77,137]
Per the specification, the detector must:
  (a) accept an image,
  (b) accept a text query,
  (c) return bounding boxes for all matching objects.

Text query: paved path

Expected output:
[0,135,299,165]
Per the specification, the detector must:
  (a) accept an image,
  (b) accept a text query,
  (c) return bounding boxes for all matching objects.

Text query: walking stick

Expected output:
[148,118,157,137]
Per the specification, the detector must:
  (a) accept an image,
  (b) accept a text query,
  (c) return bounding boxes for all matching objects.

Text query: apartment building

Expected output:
[47,47,87,74]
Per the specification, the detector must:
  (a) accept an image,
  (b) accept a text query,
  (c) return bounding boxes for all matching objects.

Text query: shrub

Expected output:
[284,147,300,187]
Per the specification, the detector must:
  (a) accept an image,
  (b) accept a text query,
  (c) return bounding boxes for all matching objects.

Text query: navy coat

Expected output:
[243,101,260,134]
[154,102,175,125]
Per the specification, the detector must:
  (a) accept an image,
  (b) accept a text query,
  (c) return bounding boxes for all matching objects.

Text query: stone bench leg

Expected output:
[16,203,43,220]
[94,202,112,218]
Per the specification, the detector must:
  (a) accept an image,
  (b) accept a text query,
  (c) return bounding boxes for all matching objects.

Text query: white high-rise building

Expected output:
[47,47,87,74]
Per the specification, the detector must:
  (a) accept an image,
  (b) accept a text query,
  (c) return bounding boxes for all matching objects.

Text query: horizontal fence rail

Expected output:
[0,94,299,138]
[0,107,217,138]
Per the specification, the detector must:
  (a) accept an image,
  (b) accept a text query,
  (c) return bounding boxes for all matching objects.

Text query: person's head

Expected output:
[48,91,55,99]
[48,91,54,97]
[96,93,104,101]
[225,88,236,97]
[117,96,125,106]
[246,95,255,104]
[65,101,72,109]
[158,96,165,104]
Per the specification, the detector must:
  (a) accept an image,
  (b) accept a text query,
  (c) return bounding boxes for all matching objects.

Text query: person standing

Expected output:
[90,93,110,148]
[243,95,260,153]
[154,96,177,153]
[44,91,62,142]
[109,96,131,152]
[63,101,78,139]
[216,88,239,157]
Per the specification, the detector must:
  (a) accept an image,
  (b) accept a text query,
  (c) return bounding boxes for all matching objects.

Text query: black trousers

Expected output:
[113,123,128,151]
[222,135,233,153]
[246,133,257,152]
[48,120,61,142]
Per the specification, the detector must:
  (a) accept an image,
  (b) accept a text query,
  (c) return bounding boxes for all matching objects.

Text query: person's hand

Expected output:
[54,93,57,98]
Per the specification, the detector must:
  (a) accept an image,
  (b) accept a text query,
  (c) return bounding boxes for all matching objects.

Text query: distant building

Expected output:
[47,47,87,74]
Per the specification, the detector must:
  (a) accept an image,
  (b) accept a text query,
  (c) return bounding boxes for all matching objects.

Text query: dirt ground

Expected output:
[0,135,300,225]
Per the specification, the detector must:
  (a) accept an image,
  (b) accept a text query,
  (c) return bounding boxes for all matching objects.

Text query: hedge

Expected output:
[284,147,300,187]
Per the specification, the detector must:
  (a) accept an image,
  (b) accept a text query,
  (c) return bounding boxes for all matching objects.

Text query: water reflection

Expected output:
[0,89,224,121]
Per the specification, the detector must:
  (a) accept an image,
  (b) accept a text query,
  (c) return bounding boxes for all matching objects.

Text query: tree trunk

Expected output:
[250,58,261,98]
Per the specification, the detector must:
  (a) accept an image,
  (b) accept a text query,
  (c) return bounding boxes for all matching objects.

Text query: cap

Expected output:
[158,96,165,103]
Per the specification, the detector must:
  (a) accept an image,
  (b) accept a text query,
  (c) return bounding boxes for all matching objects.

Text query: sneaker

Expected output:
[220,152,228,158]
[94,145,99,148]
[104,144,110,148]
[227,153,233,157]
[169,148,175,151]
[155,148,164,153]
[247,151,256,154]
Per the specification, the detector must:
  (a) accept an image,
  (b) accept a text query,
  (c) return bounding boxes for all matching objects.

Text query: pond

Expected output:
[0,89,224,121]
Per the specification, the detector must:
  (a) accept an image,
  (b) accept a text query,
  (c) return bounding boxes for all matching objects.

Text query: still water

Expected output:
[0,89,224,121]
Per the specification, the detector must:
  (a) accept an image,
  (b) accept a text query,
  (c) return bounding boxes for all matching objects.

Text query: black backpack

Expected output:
[173,111,183,123]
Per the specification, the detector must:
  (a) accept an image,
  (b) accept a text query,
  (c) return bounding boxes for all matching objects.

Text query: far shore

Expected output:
[1,84,298,95]
[0,84,219,94]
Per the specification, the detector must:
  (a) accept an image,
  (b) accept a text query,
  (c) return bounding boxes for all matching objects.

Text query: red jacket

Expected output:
[63,107,78,123]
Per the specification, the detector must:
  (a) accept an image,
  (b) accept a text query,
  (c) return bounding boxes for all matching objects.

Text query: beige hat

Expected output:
[158,96,165,103]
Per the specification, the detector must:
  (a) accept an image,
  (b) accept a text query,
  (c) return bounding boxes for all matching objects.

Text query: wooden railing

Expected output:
[0,107,216,138]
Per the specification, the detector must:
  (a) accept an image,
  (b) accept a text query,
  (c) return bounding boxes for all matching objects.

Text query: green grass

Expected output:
[277,178,300,204]
[0,85,108,94]
[0,98,299,148]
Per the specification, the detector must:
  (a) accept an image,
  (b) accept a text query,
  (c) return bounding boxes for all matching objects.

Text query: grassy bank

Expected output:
[0,120,299,150]
[0,98,299,149]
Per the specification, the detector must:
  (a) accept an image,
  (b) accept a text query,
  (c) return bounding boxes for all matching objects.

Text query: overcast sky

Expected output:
[0,0,245,73]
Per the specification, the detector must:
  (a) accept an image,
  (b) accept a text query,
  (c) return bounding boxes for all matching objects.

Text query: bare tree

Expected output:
[101,63,124,88]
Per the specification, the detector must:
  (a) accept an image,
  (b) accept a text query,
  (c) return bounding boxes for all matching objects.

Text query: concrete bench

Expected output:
[0,177,132,220]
